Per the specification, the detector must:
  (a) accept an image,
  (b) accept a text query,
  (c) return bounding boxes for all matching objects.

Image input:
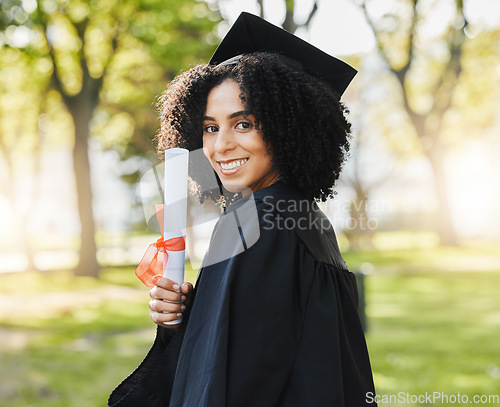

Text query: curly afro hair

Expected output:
[156,52,352,203]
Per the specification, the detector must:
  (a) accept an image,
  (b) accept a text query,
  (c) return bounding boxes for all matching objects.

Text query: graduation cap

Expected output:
[209,12,357,97]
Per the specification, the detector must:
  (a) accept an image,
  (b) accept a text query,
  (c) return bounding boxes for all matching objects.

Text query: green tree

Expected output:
[355,0,499,245]
[0,0,219,276]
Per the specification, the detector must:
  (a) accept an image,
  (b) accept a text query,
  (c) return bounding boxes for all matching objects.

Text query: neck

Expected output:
[241,172,281,197]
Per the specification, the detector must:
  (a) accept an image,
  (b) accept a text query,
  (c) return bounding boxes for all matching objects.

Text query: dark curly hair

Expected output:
[156,52,352,203]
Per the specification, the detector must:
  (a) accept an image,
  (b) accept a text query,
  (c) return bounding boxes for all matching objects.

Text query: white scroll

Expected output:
[162,148,189,324]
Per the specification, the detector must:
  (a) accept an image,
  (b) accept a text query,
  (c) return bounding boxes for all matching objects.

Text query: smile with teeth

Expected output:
[219,158,248,171]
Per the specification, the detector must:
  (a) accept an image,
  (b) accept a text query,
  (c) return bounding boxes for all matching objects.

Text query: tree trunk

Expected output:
[20,214,37,271]
[68,95,100,277]
[346,183,375,251]
[359,0,461,246]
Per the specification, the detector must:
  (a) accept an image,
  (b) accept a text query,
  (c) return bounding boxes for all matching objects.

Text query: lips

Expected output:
[217,158,249,175]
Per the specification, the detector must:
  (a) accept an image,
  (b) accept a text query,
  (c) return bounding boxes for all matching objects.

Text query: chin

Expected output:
[218,176,251,194]
[220,182,248,194]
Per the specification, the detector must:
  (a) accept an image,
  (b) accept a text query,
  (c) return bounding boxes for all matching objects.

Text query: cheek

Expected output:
[261,148,275,170]
[249,138,273,164]
[202,140,211,160]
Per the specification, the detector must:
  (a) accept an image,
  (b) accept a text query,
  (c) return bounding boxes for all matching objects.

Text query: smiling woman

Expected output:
[109,12,376,407]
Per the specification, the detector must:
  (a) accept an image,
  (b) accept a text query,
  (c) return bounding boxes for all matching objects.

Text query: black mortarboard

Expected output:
[209,12,357,97]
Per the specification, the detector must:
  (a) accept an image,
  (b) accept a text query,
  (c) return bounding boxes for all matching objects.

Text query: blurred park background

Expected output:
[1,0,499,405]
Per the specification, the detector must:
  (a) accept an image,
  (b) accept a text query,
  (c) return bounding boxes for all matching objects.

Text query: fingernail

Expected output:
[181,305,186,311]
[177,313,182,317]
[173,284,179,290]
[152,275,162,285]
[181,295,186,301]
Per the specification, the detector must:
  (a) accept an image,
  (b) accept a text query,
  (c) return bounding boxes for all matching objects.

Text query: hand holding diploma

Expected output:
[149,276,193,326]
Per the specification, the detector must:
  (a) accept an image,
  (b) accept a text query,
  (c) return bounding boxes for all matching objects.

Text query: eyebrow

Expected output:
[229,110,250,119]
[203,110,251,122]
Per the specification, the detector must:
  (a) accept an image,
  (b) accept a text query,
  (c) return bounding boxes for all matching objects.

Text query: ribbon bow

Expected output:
[135,204,185,287]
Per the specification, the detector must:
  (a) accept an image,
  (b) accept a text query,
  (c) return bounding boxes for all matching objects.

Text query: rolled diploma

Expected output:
[163,148,189,324]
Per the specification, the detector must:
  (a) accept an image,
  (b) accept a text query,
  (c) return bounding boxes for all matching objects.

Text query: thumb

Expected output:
[180,282,193,295]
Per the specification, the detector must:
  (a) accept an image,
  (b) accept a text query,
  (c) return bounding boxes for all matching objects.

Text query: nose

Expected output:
[214,127,236,153]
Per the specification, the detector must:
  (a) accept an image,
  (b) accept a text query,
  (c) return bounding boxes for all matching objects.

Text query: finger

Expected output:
[149,299,186,314]
[180,282,193,295]
[150,310,183,326]
[149,286,184,303]
[179,282,193,306]
[154,276,181,292]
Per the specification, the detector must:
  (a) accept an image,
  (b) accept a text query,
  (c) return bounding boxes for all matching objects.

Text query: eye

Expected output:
[236,121,253,130]
[204,125,218,134]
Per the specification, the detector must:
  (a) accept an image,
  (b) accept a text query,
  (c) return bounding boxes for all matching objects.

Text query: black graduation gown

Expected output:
[109,181,377,406]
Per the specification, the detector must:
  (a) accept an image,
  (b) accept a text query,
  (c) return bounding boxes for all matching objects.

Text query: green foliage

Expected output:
[444,28,500,144]
[0,0,222,275]
[0,0,221,168]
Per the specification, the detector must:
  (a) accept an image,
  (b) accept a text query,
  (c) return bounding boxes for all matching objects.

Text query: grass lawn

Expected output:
[344,244,500,406]
[0,245,499,406]
[366,271,500,405]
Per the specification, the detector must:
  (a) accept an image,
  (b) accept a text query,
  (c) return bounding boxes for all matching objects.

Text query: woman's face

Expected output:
[202,79,280,196]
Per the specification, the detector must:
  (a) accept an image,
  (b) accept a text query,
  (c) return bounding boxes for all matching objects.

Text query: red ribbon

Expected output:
[135,204,186,287]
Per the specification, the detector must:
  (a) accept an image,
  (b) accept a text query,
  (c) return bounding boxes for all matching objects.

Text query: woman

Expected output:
[109,12,376,407]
